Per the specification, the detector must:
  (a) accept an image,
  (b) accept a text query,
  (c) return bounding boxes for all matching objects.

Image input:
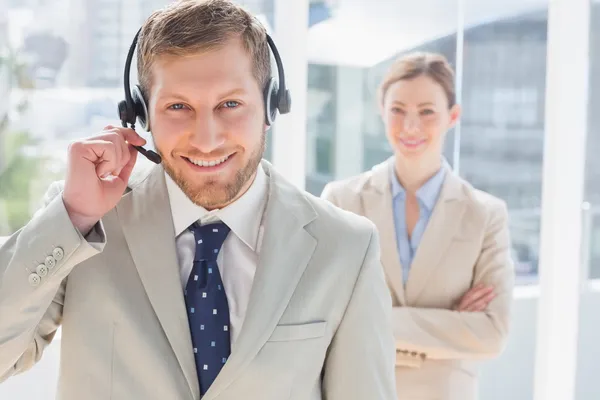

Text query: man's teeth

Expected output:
[188,155,230,167]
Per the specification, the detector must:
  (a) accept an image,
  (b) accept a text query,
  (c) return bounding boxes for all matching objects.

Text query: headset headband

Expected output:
[119,25,291,164]
[122,27,289,120]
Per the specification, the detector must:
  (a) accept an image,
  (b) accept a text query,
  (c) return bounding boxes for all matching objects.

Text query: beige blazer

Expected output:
[321,157,514,400]
[0,160,397,400]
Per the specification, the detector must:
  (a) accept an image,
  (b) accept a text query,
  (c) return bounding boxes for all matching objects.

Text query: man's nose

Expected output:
[189,115,225,154]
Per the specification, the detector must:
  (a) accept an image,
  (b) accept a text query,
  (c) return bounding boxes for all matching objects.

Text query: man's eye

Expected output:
[222,101,240,108]
[169,103,186,110]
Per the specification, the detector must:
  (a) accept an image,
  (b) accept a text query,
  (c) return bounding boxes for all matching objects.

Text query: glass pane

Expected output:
[0,0,275,237]
[0,0,277,398]
[583,1,600,280]
[460,1,548,286]
[578,2,600,400]
[305,0,459,195]
[464,3,548,400]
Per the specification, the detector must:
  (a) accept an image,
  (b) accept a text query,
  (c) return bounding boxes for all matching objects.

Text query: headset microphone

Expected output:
[118,26,291,164]
[131,144,162,164]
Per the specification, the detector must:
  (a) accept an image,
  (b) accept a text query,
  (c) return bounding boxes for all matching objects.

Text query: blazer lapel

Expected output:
[405,171,466,304]
[117,166,199,400]
[362,158,406,306]
[203,161,317,400]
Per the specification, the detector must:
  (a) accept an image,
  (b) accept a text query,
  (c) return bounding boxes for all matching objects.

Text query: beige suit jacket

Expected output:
[0,160,397,400]
[321,158,514,400]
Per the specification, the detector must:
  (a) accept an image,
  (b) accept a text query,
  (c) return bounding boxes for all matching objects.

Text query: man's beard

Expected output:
[160,134,265,210]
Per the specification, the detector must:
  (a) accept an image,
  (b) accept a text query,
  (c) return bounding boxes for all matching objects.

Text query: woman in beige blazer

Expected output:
[321,52,514,400]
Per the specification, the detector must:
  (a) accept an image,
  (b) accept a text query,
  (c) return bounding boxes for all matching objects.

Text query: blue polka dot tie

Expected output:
[184,221,231,396]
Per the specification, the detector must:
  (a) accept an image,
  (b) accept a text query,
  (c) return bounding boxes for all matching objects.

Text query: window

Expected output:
[305,0,545,285]
[0,0,274,237]
[1,1,598,400]
[583,2,600,280]
[305,1,551,399]
[459,7,548,284]
[305,1,460,193]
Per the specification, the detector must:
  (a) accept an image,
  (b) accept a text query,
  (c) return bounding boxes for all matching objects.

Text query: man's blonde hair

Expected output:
[137,0,271,96]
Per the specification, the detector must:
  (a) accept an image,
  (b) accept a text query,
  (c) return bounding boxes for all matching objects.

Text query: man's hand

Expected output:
[62,125,147,235]
[453,283,496,312]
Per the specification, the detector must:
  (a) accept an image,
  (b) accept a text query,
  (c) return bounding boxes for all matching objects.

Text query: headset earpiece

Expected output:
[263,34,291,126]
[264,78,278,126]
[278,88,292,115]
[131,85,150,131]
[118,99,134,126]
[117,85,149,132]
[116,28,161,164]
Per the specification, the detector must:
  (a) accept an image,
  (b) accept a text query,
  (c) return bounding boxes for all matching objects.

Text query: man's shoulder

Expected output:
[263,161,377,246]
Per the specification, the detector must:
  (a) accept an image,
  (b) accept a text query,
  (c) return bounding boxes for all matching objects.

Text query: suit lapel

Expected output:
[117,166,199,400]
[405,171,466,304]
[362,158,406,306]
[203,161,317,400]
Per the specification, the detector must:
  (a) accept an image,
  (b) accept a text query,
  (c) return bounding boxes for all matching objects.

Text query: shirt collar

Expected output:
[165,164,269,251]
[390,158,449,212]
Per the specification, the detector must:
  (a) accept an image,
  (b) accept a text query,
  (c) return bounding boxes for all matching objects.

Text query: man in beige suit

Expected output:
[0,1,396,399]
[322,52,514,399]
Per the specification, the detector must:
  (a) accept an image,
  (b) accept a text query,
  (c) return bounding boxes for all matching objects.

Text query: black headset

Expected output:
[118,27,292,164]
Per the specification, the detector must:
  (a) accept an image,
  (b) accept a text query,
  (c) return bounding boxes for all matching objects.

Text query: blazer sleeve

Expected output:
[0,182,106,381]
[392,201,515,360]
[322,225,397,400]
[320,182,341,207]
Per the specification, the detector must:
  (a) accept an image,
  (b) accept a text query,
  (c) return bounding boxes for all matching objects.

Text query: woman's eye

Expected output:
[168,103,186,110]
[222,101,240,109]
[391,107,404,114]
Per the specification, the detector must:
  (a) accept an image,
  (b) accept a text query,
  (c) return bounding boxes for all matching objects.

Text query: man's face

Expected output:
[148,37,266,210]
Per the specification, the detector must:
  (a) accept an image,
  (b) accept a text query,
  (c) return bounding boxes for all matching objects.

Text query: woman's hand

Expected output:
[453,283,496,312]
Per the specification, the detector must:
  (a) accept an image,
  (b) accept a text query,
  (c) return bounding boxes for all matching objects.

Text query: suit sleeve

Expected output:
[0,182,106,381]
[320,182,341,207]
[322,225,397,400]
[392,201,515,361]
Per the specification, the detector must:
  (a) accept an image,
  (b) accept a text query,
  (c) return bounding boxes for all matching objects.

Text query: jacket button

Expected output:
[36,264,48,277]
[52,247,64,261]
[45,256,56,269]
[28,273,41,287]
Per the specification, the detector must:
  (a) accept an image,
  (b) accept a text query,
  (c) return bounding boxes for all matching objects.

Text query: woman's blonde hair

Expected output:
[378,52,456,108]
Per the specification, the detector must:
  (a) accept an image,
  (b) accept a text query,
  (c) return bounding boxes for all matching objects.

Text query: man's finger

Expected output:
[118,145,138,182]
[118,127,147,147]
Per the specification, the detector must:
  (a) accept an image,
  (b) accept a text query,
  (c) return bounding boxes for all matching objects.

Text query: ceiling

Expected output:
[306,0,551,67]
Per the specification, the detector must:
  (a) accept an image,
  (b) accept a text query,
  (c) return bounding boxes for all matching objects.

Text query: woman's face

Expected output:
[381,74,460,162]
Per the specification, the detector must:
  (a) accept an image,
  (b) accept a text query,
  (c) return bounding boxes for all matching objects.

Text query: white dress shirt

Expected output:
[164,165,269,346]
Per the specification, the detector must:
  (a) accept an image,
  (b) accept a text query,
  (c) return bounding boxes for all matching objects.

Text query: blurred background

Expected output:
[0,0,599,399]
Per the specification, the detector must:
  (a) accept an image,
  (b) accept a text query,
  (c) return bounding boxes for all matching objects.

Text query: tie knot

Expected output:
[190,221,231,262]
